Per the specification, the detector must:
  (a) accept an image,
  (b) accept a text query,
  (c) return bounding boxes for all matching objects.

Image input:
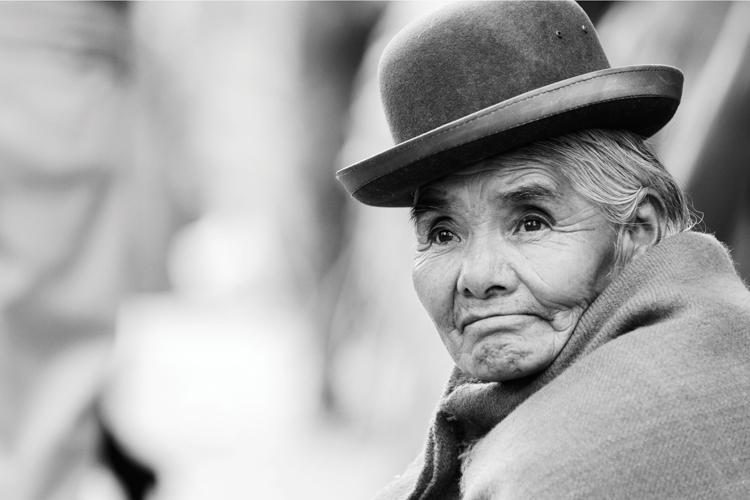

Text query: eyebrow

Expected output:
[499,182,560,205]
[410,193,451,224]
[410,181,560,224]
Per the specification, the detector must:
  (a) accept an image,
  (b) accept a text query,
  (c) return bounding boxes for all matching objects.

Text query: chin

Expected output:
[464,344,556,382]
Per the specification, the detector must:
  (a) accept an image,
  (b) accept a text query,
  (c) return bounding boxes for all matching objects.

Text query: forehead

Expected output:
[414,159,565,209]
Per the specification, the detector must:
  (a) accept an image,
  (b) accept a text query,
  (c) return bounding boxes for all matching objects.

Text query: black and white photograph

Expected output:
[1,1,749,499]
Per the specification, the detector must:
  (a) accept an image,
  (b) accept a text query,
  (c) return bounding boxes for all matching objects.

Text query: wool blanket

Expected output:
[377,231,750,499]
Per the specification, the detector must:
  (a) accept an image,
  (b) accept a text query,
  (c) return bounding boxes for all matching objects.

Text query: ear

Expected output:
[620,194,664,261]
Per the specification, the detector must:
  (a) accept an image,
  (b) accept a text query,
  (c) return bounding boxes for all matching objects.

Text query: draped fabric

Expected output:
[378,232,750,499]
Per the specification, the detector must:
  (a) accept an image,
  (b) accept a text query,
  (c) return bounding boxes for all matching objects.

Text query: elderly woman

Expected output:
[337,1,750,499]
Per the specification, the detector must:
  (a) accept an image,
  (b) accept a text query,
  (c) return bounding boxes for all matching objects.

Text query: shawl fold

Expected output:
[376,231,750,499]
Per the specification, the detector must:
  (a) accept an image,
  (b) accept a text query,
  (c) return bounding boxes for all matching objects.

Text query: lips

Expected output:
[459,313,538,335]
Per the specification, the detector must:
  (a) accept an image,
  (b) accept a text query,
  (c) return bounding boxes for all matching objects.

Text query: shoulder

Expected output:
[461,323,750,499]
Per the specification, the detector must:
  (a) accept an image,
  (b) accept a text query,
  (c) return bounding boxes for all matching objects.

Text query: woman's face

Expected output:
[411,160,619,381]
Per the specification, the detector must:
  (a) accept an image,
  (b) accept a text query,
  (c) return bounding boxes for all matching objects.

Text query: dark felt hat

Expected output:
[336,0,683,207]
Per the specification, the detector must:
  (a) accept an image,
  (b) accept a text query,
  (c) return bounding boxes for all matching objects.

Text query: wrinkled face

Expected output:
[411,160,619,381]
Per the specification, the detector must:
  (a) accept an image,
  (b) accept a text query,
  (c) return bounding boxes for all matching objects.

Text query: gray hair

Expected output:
[500,129,696,266]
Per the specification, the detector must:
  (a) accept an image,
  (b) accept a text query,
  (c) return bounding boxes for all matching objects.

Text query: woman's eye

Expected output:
[430,229,458,244]
[517,215,549,233]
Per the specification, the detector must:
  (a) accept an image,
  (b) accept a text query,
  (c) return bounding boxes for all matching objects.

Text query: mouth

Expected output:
[459,313,538,335]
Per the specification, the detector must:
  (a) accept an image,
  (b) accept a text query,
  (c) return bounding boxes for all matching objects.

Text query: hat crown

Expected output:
[379,1,609,143]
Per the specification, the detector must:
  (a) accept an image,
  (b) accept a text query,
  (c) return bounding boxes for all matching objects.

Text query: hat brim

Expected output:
[336,65,683,207]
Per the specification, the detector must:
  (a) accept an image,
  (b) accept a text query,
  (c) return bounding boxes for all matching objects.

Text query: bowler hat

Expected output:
[336,1,683,206]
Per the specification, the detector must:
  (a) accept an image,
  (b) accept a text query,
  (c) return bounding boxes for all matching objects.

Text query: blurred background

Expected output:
[0,2,748,499]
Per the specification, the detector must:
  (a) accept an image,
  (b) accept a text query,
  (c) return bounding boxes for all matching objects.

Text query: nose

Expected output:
[457,234,519,299]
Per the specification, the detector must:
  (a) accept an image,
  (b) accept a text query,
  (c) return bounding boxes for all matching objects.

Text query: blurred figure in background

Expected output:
[0,2,133,499]
[297,0,385,417]
[103,3,395,499]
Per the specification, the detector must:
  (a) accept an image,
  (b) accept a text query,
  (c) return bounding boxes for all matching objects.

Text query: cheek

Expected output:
[566,235,618,296]
[412,252,458,331]
[518,236,617,308]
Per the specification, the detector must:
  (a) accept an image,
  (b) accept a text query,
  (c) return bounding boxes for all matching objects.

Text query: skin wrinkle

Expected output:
[412,160,619,381]
[501,129,696,268]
